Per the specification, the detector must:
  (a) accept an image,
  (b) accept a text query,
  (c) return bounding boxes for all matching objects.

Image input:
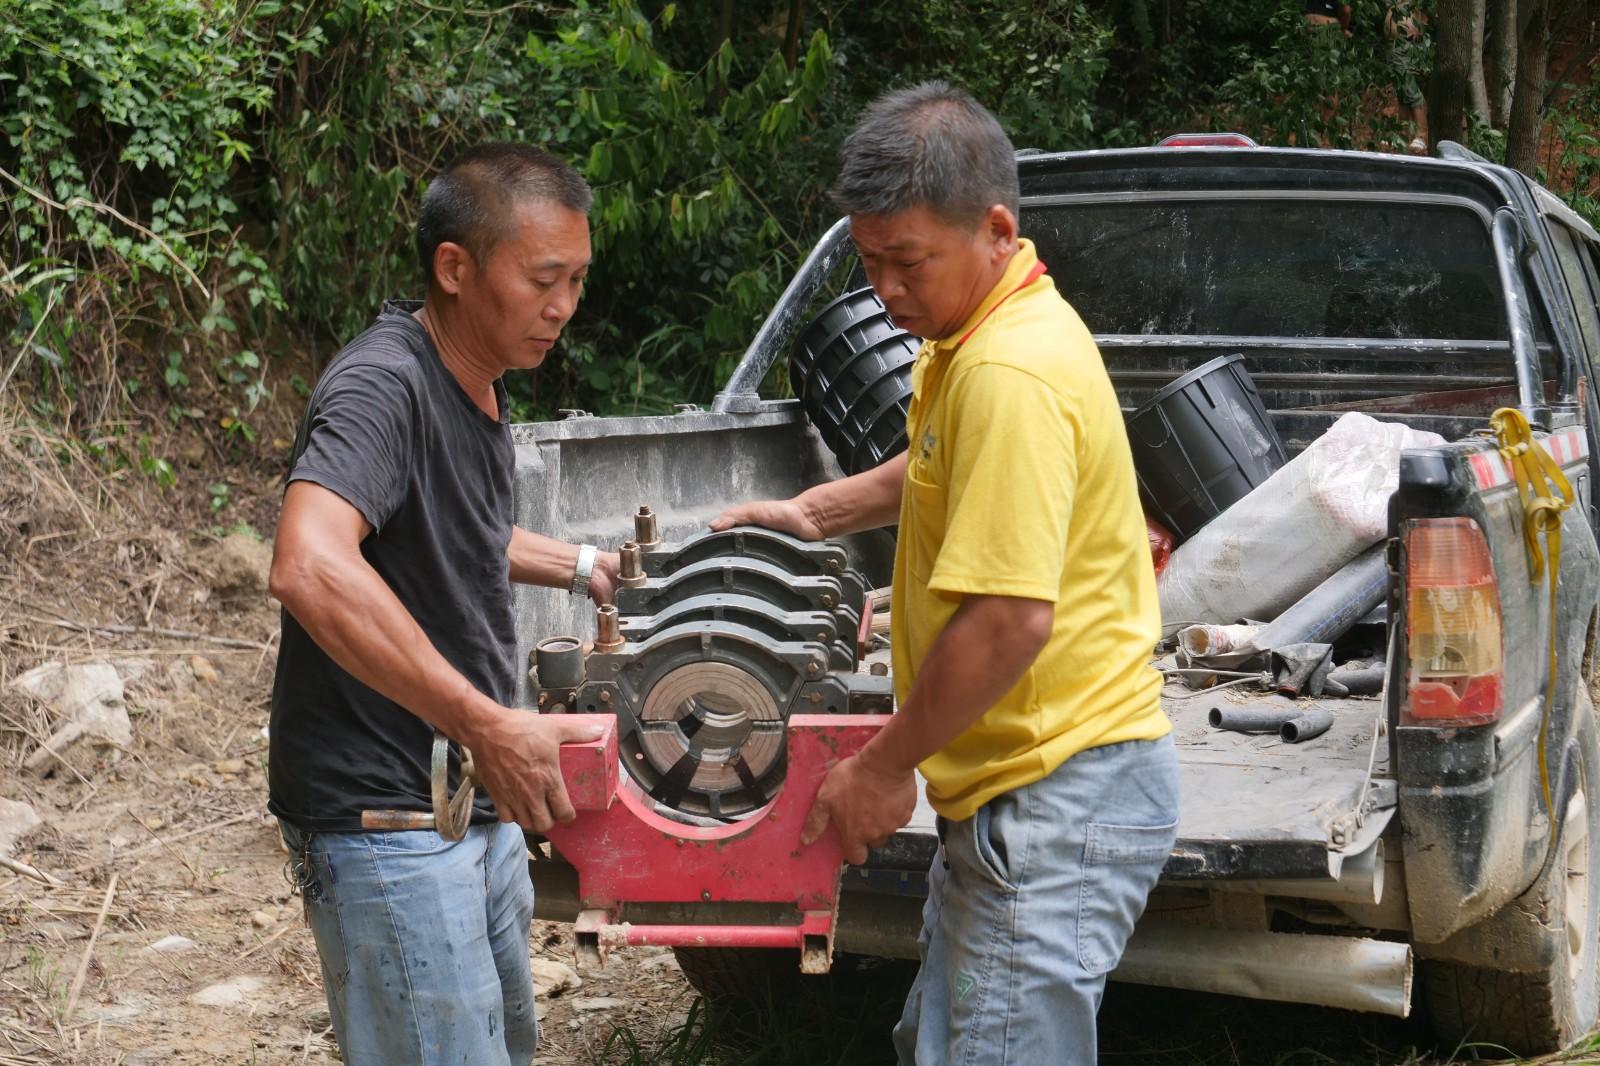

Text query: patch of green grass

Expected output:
[592,999,725,1066]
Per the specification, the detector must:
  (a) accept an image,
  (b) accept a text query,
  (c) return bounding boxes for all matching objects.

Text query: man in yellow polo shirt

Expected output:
[711,81,1178,1064]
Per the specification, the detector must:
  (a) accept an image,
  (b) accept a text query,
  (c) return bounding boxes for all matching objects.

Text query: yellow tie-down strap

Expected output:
[1490,407,1576,846]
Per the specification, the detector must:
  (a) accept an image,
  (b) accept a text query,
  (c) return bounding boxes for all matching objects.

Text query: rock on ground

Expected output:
[531,957,583,997]
[189,975,266,1009]
[11,661,133,774]
[0,797,41,855]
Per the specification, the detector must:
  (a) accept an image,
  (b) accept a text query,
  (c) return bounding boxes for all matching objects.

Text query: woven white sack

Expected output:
[1156,411,1445,630]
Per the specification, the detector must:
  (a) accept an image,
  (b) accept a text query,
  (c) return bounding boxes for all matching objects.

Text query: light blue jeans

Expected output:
[893,735,1180,1066]
[279,820,537,1066]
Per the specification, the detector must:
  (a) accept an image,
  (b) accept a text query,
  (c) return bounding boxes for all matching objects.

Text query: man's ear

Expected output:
[985,204,1019,263]
[432,241,474,296]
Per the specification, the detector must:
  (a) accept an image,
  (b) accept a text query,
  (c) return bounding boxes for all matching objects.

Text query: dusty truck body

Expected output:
[514,144,1600,1053]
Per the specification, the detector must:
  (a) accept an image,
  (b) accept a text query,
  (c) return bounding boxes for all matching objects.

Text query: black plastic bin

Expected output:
[790,287,919,476]
[1126,353,1287,541]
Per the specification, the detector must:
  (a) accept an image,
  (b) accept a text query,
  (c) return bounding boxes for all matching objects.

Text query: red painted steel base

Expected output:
[543,713,884,973]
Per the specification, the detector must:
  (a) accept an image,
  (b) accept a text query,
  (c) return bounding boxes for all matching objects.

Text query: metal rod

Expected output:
[712,216,854,414]
[619,924,809,950]
[1490,208,1552,429]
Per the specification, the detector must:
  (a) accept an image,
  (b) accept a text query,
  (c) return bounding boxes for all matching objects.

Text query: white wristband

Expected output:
[570,544,598,598]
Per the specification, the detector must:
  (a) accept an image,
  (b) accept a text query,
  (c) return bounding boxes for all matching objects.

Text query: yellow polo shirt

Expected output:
[891,239,1169,821]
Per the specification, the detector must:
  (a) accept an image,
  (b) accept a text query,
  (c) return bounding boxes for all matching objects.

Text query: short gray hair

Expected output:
[830,81,1019,226]
[417,143,592,286]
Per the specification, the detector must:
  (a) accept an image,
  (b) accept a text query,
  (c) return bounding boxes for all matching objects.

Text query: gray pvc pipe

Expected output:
[1209,705,1304,733]
[1330,665,1386,696]
[1281,708,1335,743]
[1253,544,1389,652]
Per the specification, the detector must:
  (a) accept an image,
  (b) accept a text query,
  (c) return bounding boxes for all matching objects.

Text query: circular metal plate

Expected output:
[632,661,785,815]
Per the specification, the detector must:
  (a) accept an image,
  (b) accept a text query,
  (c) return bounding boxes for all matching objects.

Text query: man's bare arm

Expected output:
[269,481,598,830]
[709,452,907,540]
[507,526,619,604]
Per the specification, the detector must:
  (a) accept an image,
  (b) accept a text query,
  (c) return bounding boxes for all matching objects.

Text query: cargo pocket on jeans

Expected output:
[1076,820,1177,975]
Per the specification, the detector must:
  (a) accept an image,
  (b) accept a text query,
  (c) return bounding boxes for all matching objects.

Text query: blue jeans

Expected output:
[893,735,1180,1066]
[279,820,537,1066]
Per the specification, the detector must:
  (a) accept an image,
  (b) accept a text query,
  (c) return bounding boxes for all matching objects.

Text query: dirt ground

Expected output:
[0,426,706,1066]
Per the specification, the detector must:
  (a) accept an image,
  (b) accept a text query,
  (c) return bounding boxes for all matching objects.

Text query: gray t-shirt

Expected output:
[268,300,513,831]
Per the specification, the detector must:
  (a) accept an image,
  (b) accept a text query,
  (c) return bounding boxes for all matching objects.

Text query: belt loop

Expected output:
[935,816,950,871]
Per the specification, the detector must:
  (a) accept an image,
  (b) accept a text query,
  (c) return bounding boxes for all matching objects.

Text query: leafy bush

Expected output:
[1,0,1594,472]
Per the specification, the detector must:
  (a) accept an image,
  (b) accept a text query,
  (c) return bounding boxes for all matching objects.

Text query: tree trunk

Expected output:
[1504,0,1551,175]
[1430,0,1477,148]
[1488,0,1518,125]
[1469,0,1492,123]
[782,0,805,71]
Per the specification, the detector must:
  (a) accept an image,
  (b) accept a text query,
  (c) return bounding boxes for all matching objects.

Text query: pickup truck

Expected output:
[514,141,1600,1055]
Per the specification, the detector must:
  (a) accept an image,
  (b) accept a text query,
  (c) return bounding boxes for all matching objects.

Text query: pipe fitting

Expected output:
[534,635,586,692]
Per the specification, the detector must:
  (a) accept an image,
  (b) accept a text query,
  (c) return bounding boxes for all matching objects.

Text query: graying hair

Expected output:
[830,81,1019,226]
[417,143,592,286]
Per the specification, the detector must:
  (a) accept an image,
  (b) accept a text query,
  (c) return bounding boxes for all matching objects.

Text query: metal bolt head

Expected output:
[599,690,612,704]
[820,594,836,608]
[870,662,889,677]
[701,889,712,902]
[808,691,823,704]
[806,662,821,676]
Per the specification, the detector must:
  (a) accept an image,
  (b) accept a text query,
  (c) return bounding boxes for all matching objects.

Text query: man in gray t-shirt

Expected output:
[268,144,612,1065]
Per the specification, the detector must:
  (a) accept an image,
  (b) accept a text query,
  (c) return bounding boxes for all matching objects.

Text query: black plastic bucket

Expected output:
[790,287,919,476]
[1126,353,1287,541]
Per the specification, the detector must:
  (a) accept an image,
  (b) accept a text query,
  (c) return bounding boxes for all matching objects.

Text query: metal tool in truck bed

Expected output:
[527,522,893,971]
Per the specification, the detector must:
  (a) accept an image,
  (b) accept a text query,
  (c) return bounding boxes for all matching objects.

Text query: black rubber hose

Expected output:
[1208,705,1304,733]
[1281,708,1335,743]
[1329,665,1386,696]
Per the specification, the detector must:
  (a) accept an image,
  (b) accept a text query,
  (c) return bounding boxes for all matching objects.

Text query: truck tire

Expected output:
[673,947,912,1015]
[672,947,808,1008]
[1422,689,1600,1055]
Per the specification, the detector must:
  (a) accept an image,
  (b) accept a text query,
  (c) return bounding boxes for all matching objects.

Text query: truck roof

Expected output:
[1015,143,1598,243]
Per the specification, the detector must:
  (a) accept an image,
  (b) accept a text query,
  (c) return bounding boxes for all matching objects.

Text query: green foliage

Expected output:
[1208,1,1411,150]
[514,1,836,415]
[1546,82,1600,228]
[2,0,1597,463]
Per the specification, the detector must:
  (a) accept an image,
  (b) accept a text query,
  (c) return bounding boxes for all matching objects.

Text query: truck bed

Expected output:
[882,662,1393,884]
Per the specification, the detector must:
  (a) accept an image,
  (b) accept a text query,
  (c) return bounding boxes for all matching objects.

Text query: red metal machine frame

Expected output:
[543,713,884,973]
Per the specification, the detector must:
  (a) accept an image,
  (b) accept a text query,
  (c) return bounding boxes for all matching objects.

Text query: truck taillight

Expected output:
[1402,518,1504,726]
